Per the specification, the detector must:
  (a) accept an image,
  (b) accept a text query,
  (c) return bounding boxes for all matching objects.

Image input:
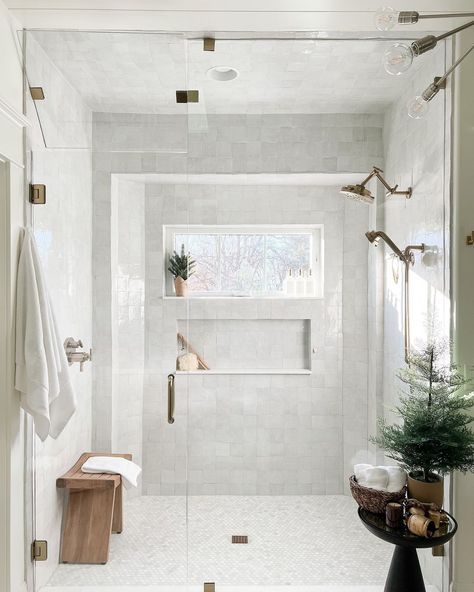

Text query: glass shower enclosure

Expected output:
[24,30,450,592]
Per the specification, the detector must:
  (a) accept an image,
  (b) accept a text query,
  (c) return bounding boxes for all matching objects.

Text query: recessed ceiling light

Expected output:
[206,66,239,82]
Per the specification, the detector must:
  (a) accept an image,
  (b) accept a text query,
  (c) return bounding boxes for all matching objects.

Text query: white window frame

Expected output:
[163,224,324,298]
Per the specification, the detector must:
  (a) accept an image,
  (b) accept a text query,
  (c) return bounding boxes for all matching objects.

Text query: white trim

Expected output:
[119,172,365,186]
[0,158,10,592]
[0,96,31,129]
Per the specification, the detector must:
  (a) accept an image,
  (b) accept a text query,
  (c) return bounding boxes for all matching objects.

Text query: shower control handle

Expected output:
[167,374,175,424]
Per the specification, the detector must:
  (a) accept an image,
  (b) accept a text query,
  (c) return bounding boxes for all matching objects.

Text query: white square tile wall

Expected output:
[91,113,380,496]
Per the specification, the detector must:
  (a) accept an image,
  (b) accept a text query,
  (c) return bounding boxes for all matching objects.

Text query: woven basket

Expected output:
[349,474,407,514]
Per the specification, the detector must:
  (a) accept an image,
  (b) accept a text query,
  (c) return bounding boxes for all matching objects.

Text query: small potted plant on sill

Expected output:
[371,342,474,507]
[168,244,196,297]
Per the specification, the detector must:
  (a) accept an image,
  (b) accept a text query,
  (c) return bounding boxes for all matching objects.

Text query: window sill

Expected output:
[175,369,311,375]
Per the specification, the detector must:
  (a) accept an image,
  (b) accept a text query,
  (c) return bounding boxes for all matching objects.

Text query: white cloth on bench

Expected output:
[81,456,142,489]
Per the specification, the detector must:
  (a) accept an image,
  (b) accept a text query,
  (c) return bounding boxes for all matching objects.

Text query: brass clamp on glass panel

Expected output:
[167,373,175,424]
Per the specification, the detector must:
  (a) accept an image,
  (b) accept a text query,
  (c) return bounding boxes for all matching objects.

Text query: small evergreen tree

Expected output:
[168,244,196,281]
[372,343,474,483]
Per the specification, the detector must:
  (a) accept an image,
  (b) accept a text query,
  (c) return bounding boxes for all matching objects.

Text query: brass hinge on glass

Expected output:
[176,90,199,104]
[203,584,215,592]
[30,87,45,100]
[32,540,48,561]
[30,184,46,205]
[203,38,215,51]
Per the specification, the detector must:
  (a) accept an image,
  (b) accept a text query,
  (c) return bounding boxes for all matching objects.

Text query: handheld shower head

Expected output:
[365,230,406,261]
[365,230,381,244]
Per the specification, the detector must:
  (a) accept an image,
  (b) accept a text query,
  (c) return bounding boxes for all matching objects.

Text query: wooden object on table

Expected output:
[177,332,210,370]
[386,502,403,528]
[407,514,437,538]
[57,452,132,564]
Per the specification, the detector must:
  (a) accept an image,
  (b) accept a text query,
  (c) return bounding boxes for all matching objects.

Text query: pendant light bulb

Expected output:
[374,6,400,31]
[407,95,429,119]
[383,43,414,75]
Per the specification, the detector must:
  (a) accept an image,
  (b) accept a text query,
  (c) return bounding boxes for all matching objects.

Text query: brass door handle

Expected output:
[167,373,175,424]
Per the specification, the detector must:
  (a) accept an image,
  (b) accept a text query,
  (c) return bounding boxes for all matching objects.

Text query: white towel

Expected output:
[354,463,407,492]
[81,456,142,489]
[15,228,76,441]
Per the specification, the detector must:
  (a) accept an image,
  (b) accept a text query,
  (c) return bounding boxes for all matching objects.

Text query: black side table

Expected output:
[358,507,457,592]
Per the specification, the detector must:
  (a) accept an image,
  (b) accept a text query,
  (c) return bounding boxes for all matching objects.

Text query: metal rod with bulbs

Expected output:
[408,45,474,119]
[399,11,474,24]
[375,7,474,30]
[383,19,474,76]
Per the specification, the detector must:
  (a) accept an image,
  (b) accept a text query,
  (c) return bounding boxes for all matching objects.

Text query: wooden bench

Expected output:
[57,452,132,564]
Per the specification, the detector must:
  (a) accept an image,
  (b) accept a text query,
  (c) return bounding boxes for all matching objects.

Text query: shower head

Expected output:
[365,230,406,261]
[340,166,412,205]
[340,184,374,204]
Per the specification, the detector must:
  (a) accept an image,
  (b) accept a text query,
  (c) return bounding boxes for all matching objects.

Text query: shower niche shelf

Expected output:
[176,318,311,374]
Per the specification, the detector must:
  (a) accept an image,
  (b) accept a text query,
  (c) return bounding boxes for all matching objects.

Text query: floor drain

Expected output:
[232,535,248,544]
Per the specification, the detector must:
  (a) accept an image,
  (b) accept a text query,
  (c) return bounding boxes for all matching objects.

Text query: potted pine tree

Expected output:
[168,244,196,297]
[371,343,474,507]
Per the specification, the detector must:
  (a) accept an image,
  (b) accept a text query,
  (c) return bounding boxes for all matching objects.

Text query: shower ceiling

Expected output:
[30,31,434,115]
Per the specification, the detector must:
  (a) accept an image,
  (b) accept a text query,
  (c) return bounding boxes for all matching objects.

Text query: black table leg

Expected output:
[385,545,426,592]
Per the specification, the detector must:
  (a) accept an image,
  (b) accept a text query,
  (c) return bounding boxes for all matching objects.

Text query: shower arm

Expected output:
[361,167,412,198]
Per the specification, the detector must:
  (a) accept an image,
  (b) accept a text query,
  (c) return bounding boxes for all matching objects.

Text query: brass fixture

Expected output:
[30,184,46,205]
[340,166,412,204]
[176,90,199,104]
[64,337,92,372]
[366,231,425,363]
[32,540,48,561]
[30,87,45,100]
[203,38,215,51]
[467,231,474,246]
[167,373,175,424]
[232,535,249,544]
[203,584,215,592]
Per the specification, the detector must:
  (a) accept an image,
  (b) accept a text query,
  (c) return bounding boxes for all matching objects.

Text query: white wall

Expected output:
[90,111,382,496]
[380,43,451,590]
[25,35,93,590]
[136,182,370,495]
[452,27,474,592]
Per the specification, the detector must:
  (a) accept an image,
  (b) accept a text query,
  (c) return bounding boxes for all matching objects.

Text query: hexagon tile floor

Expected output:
[43,495,434,590]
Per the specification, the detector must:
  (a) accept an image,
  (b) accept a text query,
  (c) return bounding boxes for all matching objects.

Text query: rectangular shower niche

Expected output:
[175,319,311,375]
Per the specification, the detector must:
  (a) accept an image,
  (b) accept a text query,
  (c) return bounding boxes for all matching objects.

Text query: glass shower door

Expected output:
[24,30,192,591]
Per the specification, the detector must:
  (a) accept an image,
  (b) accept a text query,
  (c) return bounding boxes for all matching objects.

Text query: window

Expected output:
[164,225,323,298]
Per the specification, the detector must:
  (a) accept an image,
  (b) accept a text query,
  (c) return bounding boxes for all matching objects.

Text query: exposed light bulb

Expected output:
[383,43,414,75]
[407,95,429,119]
[374,6,399,31]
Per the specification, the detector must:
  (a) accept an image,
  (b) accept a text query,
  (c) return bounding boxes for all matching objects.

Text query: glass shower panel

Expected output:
[25,31,189,154]
[25,31,191,591]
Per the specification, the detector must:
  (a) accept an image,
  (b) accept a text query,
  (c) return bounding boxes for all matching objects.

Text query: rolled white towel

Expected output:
[384,465,407,492]
[358,466,389,490]
[354,463,372,482]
